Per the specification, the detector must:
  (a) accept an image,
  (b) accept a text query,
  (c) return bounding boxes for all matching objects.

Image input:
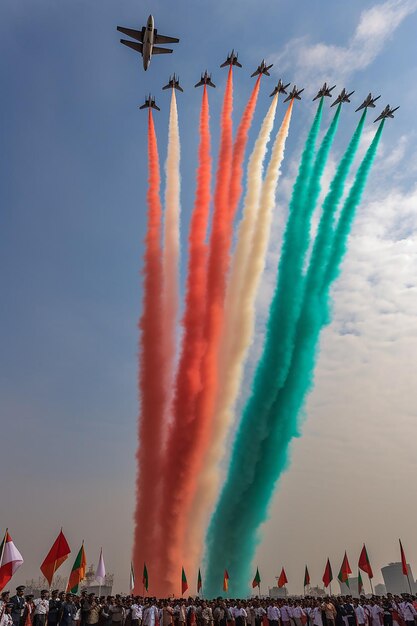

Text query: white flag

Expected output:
[95,548,106,584]
[130,562,135,591]
[0,531,24,591]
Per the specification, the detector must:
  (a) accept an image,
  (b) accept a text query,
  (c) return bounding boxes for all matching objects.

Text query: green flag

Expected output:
[252,567,261,588]
[142,563,149,591]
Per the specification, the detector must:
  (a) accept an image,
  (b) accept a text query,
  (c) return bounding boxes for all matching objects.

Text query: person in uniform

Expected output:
[10,588,26,626]
[48,591,62,626]
[59,595,77,626]
[33,591,49,626]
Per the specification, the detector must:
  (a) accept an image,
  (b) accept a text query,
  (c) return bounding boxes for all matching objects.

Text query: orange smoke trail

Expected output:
[156,86,212,595]
[133,110,165,594]
[228,74,261,220]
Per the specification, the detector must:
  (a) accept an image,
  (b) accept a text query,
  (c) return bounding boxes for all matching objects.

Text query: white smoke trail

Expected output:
[162,89,181,425]
[184,95,279,573]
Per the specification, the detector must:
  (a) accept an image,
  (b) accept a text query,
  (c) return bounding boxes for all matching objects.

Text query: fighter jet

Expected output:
[117,14,179,71]
[220,50,242,69]
[139,94,160,111]
[374,105,400,123]
[194,71,216,88]
[270,79,291,97]
[284,85,304,103]
[251,60,273,78]
[355,93,381,112]
[162,74,184,92]
[313,82,336,101]
[331,88,355,107]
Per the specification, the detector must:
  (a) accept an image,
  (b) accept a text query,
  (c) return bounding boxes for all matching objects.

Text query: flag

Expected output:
[304,566,310,588]
[130,562,135,591]
[40,529,71,586]
[358,544,373,578]
[197,568,202,594]
[181,567,188,595]
[358,570,364,595]
[322,558,333,588]
[338,552,352,586]
[66,544,87,593]
[0,531,24,592]
[143,563,149,591]
[252,568,261,589]
[95,548,106,584]
[223,570,229,592]
[399,539,408,576]
[278,568,288,588]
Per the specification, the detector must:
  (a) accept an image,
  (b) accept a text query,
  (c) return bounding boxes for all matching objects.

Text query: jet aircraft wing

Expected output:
[117,26,144,41]
[152,46,173,55]
[120,40,144,54]
[154,33,180,44]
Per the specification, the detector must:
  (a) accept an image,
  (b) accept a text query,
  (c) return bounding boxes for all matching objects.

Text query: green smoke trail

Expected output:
[205,100,328,597]
[209,121,383,597]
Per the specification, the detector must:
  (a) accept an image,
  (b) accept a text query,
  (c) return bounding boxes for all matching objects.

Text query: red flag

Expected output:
[399,539,408,576]
[358,544,373,578]
[223,570,229,592]
[278,567,288,588]
[322,558,333,588]
[338,552,352,585]
[304,566,310,587]
[40,529,71,586]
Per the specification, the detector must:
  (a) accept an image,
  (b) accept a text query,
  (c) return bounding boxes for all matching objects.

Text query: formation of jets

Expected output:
[117,14,399,122]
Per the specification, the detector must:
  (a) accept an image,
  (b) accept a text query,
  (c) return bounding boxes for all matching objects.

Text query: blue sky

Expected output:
[1,0,417,592]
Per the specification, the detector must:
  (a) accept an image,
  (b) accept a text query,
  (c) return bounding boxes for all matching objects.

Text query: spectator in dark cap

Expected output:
[48,592,62,626]
[59,595,76,626]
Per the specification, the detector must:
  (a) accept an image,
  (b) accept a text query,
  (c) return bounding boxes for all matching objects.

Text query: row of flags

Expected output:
[136,541,413,596]
[0,531,413,596]
[0,529,106,594]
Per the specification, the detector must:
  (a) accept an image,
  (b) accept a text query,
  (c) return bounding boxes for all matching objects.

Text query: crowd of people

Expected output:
[1,587,417,626]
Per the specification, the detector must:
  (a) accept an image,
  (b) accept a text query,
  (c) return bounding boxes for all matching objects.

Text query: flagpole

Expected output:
[0,529,8,565]
[405,570,412,594]
[368,575,374,595]
[329,582,332,595]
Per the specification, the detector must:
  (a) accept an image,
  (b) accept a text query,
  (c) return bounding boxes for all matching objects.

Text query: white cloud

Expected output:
[272,0,417,88]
